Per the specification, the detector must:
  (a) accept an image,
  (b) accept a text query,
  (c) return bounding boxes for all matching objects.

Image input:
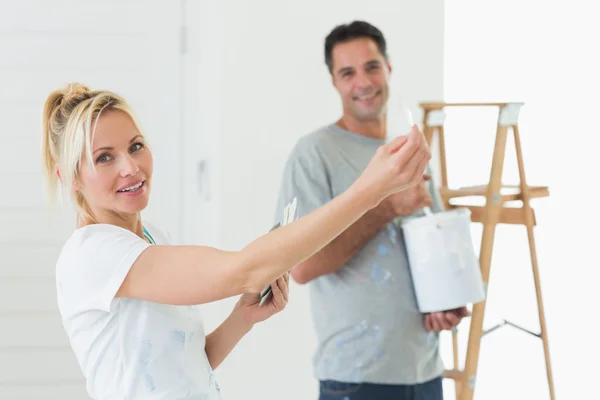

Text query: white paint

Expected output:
[427,109,447,127]
[498,102,524,127]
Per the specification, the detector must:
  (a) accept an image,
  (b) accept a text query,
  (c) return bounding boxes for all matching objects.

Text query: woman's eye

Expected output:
[96,154,111,163]
[130,142,144,152]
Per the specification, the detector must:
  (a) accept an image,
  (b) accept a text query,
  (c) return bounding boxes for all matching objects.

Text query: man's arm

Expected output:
[274,138,411,284]
[274,139,390,285]
[290,165,441,285]
[291,201,394,284]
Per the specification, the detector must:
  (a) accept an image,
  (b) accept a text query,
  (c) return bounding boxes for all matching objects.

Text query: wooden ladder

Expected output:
[419,102,555,400]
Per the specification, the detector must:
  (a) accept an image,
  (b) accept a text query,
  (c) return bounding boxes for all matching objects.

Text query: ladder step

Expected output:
[443,369,465,381]
[420,101,513,110]
[440,184,549,202]
[446,205,537,226]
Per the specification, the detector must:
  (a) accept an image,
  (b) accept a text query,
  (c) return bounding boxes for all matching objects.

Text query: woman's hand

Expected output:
[234,273,290,327]
[205,274,289,370]
[355,124,431,208]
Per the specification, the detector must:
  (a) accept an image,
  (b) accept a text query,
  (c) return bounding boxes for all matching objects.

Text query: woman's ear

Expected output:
[56,167,80,190]
[70,173,83,192]
[73,180,82,192]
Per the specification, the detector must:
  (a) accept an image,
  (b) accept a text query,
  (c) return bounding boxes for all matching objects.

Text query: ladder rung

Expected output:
[443,369,465,381]
[440,184,549,202]
[447,205,537,226]
[420,101,513,110]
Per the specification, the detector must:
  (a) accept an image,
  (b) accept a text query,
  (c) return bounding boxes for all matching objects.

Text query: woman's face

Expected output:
[76,110,153,219]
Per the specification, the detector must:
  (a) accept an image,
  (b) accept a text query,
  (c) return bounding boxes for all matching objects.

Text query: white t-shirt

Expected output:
[55,222,222,400]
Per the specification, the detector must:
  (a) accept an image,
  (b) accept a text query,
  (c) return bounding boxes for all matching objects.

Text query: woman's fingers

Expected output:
[389,127,422,172]
[271,276,288,307]
[389,127,431,185]
[279,275,289,303]
[411,151,432,183]
[270,279,283,307]
[384,134,409,154]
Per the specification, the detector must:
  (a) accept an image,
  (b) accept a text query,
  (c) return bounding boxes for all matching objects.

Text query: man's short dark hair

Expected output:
[324,20,388,73]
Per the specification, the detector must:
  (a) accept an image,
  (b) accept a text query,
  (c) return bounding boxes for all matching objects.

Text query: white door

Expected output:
[0,1,183,398]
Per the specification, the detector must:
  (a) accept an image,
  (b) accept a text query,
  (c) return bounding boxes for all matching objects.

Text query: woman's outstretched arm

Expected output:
[116,127,430,306]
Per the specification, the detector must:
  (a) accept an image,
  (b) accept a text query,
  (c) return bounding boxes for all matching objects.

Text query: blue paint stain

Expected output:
[139,340,152,365]
[374,348,384,360]
[144,372,156,392]
[172,330,186,346]
[353,320,369,336]
[370,262,391,284]
[336,337,345,349]
[387,225,398,243]
[139,341,155,391]
[369,325,382,343]
[370,262,379,279]
[377,243,389,256]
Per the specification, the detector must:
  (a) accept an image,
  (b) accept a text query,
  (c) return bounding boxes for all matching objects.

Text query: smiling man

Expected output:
[274,21,468,400]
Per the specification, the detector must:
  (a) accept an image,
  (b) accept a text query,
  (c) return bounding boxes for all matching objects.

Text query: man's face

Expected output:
[330,37,391,122]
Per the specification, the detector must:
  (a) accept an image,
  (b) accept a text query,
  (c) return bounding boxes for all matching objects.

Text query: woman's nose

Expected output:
[120,154,139,177]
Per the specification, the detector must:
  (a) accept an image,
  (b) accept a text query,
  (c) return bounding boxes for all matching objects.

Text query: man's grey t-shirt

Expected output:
[274,124,445,385]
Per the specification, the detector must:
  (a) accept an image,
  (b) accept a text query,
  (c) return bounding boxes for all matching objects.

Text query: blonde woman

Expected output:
[41,83,431,400]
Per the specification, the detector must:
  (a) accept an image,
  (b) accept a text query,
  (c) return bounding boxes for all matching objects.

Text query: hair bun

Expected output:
[64,82,91,99]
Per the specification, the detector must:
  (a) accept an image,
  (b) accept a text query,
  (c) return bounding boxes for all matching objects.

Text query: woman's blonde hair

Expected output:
[41,83,144,224]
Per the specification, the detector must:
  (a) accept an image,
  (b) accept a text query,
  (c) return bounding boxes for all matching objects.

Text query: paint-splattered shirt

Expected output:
[274,124,445,385]
[55,222,221,399]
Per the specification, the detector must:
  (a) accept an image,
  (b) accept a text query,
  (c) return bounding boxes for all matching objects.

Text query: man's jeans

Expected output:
[319,376,443,400]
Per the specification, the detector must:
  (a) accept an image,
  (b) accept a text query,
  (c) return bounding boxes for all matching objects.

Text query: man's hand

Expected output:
[423,307,470,332]
[383,174,433,217]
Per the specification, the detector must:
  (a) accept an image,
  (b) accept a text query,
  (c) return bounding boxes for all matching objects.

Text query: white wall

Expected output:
[187,1,445,399]
[1,1,446,399]
[443,1,599,399]
[0,2,183,398]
